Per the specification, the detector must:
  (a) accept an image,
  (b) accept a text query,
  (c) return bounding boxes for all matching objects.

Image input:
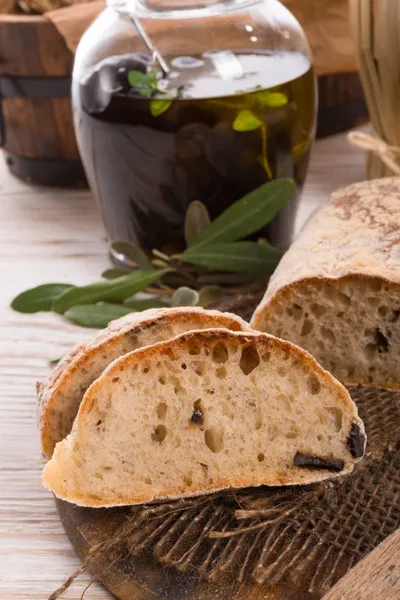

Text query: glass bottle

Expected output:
[73,0,316,261]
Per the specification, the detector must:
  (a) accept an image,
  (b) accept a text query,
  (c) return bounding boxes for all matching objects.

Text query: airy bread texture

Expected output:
[251,178,400,389]
[42,329,365,507]
[38,307,250,459]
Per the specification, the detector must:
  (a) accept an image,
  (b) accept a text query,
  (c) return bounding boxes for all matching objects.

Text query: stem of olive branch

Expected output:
[152,249,198,284]
[261,123,272,179]
[152,249,171,262]
[145,287,174,296]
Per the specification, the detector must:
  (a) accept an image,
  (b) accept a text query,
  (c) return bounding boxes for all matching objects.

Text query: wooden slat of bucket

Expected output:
[0,15,72,76]
[52,97,81,159]
[2,97,78,160]
[0,14,84,185]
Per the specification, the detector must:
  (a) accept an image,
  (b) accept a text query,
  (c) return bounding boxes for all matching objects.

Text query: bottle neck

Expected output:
[108,0,264,19]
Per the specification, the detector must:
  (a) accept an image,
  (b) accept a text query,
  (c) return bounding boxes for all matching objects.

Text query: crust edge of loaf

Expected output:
[43,468,354,508]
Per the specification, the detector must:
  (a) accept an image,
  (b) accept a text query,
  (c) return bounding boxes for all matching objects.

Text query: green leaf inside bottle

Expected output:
[233,110,262,132]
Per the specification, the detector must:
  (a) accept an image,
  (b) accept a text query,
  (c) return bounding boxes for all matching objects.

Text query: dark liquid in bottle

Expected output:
[73,50,315,254]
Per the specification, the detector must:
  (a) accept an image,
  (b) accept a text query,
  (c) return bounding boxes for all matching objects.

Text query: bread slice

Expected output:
[42,329,365,507]
[38,307,251,459]
[251,177,400,390]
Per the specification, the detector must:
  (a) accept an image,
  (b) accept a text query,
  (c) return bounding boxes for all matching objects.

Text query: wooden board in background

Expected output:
[322,530,400,600]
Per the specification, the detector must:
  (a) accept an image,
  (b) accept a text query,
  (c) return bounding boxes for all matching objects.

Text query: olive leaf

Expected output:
[11,283,75,314]
[177,242,282,274]
[110,240,153,270]
[188,179,294,249]
[123,298,169,310]
[198,286,224,308]
[65,303,134,329]
[184,201,211,246]
[264,92,288,108]
[52,269,170,314]
[128,70,157,97]
[171,287,200,307]
[102,268,131,280]
[233,110,262,132]
[254,90,288,108]
[48,358,62,366]
[150,98,173,117]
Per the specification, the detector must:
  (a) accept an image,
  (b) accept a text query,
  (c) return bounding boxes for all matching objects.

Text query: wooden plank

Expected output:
[51,97,79,159]
[322,530,400,600]
[2,98,76,159]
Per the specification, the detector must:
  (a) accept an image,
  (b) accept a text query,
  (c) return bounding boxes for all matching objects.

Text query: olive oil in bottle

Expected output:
[74,49,315,253]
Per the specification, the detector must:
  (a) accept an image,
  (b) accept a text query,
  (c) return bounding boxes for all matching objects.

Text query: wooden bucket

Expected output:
[0,14,86,186]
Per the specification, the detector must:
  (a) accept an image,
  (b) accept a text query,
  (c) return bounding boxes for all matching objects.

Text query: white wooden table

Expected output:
[0,132,366,599]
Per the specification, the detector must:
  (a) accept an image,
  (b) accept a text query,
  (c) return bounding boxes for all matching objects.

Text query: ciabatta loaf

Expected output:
[251,178,400,389]
[38,307,250,459]
[42,329,365,507]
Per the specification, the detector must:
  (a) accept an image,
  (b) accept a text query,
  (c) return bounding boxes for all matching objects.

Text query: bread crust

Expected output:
[42,329,365,507]
[38,308,251,459]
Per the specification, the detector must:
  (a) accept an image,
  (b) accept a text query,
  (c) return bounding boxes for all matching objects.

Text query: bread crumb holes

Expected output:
[307,373,321,395]
[321,327,335,343]
[255,406,263,430]
[152,424,167,443]
[292,304,303,321]
[301,319,313,336]
[184,473,193,487]
[204,428,224,453]
[191,361,203,376]
[156,402,168,420]
[378,305,388,318]
[239,345,260,375]
[216,366,227,379]
[311,303,327,319]
[212,342,229,364]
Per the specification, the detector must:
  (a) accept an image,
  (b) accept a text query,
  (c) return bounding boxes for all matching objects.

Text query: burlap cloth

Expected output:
[51,292,400,600]
[46,0,358,76]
